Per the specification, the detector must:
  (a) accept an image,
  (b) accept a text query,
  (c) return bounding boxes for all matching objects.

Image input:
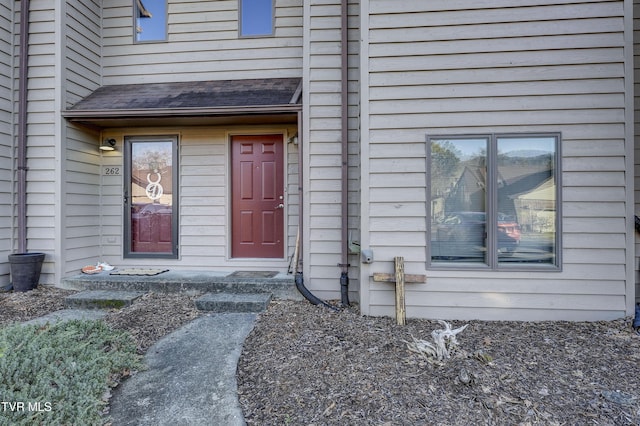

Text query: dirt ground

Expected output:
[2,287,640,425]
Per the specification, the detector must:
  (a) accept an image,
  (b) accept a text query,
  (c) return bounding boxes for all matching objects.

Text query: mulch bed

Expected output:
[103,292,202,353]
[237,300,640,425]
[0,287,76,325]
[0,287,202,354]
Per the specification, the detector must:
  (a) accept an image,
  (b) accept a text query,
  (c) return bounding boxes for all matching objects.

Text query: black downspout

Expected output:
[634,216,640,333]
[295,111,338,311]
[17,0,30,254]
[338,0,350,307]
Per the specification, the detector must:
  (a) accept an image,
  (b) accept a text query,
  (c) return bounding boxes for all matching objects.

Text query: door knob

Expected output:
[275,203,284,209]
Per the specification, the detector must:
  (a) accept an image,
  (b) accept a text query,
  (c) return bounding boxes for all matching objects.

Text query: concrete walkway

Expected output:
[108,313,256,426]
[24,309,255,425]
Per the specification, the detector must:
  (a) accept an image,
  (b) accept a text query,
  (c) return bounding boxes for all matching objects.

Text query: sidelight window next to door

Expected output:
[124,135,178,258]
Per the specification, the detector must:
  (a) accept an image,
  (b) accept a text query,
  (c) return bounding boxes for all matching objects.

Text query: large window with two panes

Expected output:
[428,134,560,269]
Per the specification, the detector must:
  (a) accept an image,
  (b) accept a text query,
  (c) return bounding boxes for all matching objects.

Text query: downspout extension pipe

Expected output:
[295,272,339,311]
[340,271,349,307]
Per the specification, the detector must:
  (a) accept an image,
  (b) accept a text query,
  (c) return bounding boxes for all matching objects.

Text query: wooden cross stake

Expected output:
[372,258,426,326]
[394,256,406,325]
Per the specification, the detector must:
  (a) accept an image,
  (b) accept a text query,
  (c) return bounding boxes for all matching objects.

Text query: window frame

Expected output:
[426,132,562,271]
[133,0,168,44]
[239,0,275,38]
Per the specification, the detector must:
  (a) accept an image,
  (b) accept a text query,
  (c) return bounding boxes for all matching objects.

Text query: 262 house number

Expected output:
[104,167,121,176]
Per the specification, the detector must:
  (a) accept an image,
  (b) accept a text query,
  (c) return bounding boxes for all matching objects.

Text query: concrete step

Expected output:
[64,290,272,314]
[64,290,146,310]
[195,293,272,313]
[60,270,302,301]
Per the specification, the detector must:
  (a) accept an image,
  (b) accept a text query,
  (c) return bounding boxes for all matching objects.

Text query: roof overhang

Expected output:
[62,78,302,129]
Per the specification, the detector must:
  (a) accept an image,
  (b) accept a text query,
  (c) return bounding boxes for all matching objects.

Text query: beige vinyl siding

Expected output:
[24,1,57,284]
[64,0,101,108]
[62,125,101,274]
[101,0,303,85]
[302,0,360,299]
[361,0,631,320]
[0,1,13,287]
[98,126,298,270]
[347,1,361,297]
[62,0,103,275]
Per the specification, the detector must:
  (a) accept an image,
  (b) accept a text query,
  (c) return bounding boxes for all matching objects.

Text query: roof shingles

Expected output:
[69,78,302,111]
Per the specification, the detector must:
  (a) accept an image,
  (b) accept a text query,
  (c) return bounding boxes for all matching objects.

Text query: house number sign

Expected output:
[145,172,164,200]
[103,166,121,176]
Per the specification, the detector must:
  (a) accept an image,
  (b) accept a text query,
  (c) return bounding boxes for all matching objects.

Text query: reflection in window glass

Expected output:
[497,137,557,265]
[129,141,174,255]
[240,0,274,37]
[430,138,488,263]
[135,0,167,42]
[429,134,559,268]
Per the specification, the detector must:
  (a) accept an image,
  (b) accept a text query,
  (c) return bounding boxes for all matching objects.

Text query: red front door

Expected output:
[231,134,285,258]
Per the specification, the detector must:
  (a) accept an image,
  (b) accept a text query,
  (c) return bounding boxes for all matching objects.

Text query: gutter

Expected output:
[61,104,303,120]
[17,0,30,254]
[339,0,350,306]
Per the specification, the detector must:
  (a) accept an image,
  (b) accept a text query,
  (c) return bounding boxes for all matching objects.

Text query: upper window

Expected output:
[428,133,561,269]
[240,0,274,37]
[134,0,167,42]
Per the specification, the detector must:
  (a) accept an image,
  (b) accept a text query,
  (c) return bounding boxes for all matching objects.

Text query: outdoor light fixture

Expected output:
[100,138,116,151]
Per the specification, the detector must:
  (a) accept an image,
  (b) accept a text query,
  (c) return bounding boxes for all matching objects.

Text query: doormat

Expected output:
[110,269,169,276]
[228,271,279,278]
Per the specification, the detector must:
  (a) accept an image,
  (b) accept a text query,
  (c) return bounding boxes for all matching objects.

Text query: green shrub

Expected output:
[0,320,143,425]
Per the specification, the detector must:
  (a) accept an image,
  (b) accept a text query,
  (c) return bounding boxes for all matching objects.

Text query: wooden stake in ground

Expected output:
[372,261,426,326]
[395,256,405,325]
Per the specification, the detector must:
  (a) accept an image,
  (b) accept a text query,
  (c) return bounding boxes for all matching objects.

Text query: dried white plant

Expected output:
[406,320,469,363]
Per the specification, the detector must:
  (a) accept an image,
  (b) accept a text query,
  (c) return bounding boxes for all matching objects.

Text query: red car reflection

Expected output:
[436,211,521,254]
[497,212,521,246]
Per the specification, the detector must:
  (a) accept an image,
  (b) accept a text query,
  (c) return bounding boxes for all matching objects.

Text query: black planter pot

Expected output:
[9,252,45,292]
